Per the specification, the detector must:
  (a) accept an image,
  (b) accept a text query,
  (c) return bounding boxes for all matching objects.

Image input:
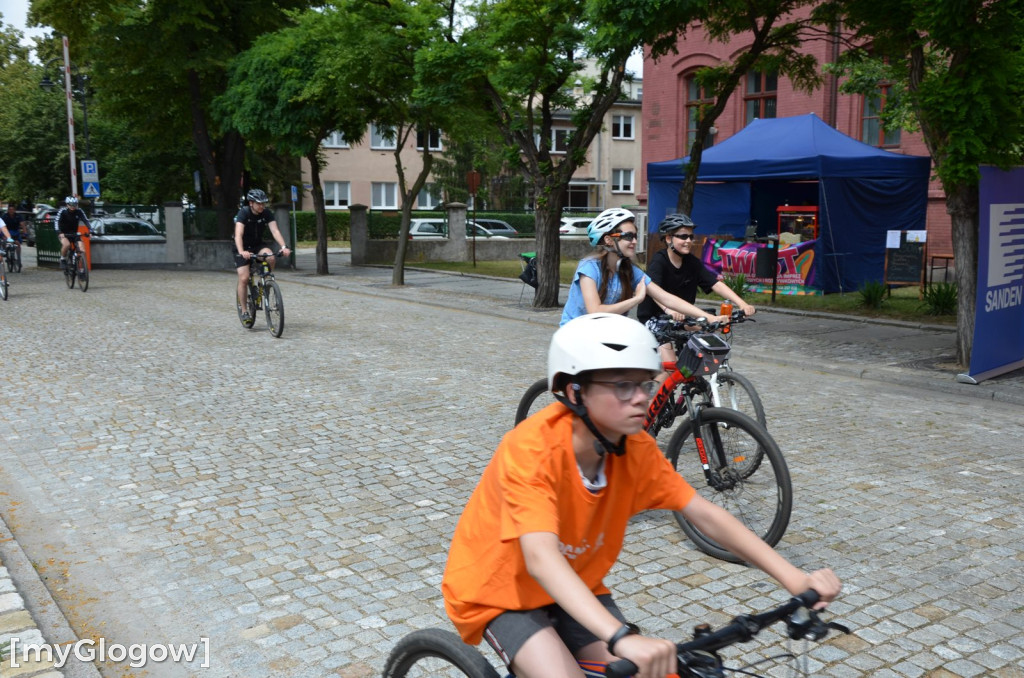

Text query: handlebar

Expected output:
[605,590,849,678]
[245,250,288,261]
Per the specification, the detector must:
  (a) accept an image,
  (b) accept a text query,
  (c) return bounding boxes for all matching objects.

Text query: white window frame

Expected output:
[370,123,397,150]
[551,128,571,154]
[416,129,443,151]
[324,181,350,209]
[611,169,634,193]
[418,183,441,209]
[612,115,635,140]
[371,182,398,209]
[324,131,349,148]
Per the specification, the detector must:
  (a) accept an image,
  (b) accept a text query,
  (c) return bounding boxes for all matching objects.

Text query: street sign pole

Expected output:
[290,185,299,269]
[466,171,481,267]
[62,36,78,198]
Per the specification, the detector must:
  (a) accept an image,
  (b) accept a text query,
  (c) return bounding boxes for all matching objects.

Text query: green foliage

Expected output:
[294,211,350,241]
[921,282,957,316]
[722,273,749,297]
[857,280,888,309]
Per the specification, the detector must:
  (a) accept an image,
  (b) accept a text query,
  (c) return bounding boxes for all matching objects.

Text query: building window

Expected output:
[612,115,635,140]
[416,129,442,151]
[371,182,398,209]
[418,183,441,209]
[324,131,349,149]
[612,169,634,193]
[552,128,571,153]
[370,123,397,150]
[744,70,777,124]
[324,181,350,209]
[686,74,715,148]
[861,86,901,147]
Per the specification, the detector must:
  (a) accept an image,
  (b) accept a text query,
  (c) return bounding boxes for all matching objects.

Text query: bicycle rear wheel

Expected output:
[665,407,792,563]
[514,377,554,426]
[76,253,89,292]
[383,629,500,678]
[263,280,284,337]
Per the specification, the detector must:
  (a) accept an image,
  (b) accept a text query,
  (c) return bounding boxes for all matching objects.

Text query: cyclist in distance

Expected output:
[2,204,21,249]
[560,208,726,327]
[54,197,92,270]
[233,188,291,323]
[637,213,756,383]
[442,313,841,678]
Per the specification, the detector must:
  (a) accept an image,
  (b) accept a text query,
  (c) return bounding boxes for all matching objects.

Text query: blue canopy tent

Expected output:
[647,113,931,293]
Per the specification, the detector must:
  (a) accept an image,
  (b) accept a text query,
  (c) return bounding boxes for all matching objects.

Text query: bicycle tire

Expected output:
[665,407,792,563]
[4,251,12,272]
[713,370,767,476]
[264,279,284,337]
[76,253,89,292]
[14,248,20,273]
[383,629,500,678]
[65,256,75,289]
[236,285,256,328]
[0,269,7,300]
[514,377,554,426]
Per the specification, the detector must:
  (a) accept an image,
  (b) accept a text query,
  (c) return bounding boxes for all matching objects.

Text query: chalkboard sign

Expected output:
[884,231,926,288]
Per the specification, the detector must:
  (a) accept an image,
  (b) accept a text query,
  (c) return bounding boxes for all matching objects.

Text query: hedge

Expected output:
[292,210,593,240]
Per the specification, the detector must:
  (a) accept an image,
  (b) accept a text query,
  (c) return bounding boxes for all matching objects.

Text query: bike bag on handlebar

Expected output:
[678,333,731,378]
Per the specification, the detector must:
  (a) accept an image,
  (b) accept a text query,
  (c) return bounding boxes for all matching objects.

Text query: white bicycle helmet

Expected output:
[587,208,636,246]
[548,313,660,391]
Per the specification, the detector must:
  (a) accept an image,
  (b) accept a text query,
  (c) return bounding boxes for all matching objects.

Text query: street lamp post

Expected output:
[38,36,90,198]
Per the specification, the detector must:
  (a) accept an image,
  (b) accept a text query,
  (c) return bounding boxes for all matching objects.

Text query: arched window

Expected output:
[686,74,715,148]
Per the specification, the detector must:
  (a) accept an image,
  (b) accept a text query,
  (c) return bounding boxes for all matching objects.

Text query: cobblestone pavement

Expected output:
[1,262,1022,678]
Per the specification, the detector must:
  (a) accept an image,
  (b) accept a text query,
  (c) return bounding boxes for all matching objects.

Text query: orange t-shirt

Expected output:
[442,402,696,644]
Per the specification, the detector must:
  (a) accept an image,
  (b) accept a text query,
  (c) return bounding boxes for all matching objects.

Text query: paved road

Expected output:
[2,261,1022,678]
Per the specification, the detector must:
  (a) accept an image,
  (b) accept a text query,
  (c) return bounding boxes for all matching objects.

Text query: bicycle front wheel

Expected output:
[383,629,500,678]
[0,269,7,300]
[13,248,20,273]
[65,258,75,288]
[4,251,12,272]
[76,254,89,292]
[514,377,553,426]
[665,407,792,563]
[263,280,284,337]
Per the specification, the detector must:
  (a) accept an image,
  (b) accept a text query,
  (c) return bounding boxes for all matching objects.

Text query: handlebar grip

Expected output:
[796,589,821,607]
[604,658,637,678]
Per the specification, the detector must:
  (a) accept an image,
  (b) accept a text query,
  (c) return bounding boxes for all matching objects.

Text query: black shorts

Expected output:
[482,594,626,669]
[233,245,270,268]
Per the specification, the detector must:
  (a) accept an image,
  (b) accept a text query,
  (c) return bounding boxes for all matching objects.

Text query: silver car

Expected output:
[90,218,166,241]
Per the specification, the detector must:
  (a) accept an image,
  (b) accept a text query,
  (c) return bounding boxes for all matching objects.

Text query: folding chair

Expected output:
[518,251,537,305]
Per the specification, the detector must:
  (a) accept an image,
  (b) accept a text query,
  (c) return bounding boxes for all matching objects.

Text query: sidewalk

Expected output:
[281,249,1024,407]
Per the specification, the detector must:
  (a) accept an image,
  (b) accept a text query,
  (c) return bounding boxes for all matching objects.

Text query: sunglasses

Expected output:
[590,379,659,401]
[611,231,638,242]
[672,233,695,241]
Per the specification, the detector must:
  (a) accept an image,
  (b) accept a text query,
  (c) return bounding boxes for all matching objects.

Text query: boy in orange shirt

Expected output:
[442,313,841,678]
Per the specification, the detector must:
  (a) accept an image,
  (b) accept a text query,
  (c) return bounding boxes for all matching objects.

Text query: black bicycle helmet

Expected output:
[246,188,270,204]
[658,213,697,235]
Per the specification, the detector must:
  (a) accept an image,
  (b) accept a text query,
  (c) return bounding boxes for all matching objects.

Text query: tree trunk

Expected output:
[533,197,564,308]
[307,150,329,275]
[945,181,979,367]
[392,146,433,286]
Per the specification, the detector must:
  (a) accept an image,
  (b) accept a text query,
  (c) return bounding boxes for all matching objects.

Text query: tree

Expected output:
[429,0,633,307]
[590,0,826,218]
[30,0,311,236]
[216,11,371,275]
[817,0,1024,365]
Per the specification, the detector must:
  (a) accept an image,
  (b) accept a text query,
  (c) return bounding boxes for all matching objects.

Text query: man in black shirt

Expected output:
[233,188,291,322]
[637,214,754,379]
[54,197,92,269]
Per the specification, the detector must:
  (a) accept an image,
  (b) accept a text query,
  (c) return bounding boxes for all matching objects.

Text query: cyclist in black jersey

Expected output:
[233,188,291,323]
[54,197,93,269]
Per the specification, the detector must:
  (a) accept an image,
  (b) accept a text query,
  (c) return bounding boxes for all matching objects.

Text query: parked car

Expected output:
[37,209,60,236]
[473,218,518,238]
[90,218,166,242]
[559,216,594,238]
[408,218,510,240]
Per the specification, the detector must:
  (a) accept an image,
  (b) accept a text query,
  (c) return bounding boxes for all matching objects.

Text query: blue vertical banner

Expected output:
[960,166,1024,383]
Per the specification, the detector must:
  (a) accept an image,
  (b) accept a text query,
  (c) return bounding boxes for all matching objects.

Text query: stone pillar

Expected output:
[349,204,368,265]
[446,202,468,261]
[164,200,185,264]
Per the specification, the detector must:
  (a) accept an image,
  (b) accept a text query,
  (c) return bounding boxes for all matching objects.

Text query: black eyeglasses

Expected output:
[672,233,695,241]
[590,379,659,401]
[612,232,638,242]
